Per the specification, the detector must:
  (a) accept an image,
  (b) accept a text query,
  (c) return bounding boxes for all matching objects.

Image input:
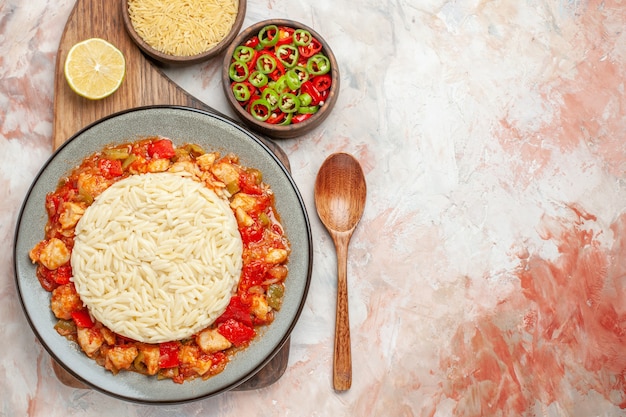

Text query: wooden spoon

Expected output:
[314,153,367,391]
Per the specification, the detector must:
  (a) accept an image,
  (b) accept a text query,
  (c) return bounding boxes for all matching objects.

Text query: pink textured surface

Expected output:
[3,0,626,415]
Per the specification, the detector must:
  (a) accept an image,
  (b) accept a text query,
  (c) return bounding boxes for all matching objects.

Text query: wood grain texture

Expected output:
[313,153,367,391]
[51,0,290,391]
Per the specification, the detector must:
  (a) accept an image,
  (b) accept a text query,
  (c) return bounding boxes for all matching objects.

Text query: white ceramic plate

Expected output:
[13,106,312,404]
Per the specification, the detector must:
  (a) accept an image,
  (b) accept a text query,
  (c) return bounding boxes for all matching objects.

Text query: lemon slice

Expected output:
[64,38,126,100]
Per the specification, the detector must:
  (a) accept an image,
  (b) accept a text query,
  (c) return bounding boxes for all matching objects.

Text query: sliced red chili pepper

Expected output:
[311,74,332,91]
[71,309,94,328]
[268,57,286,81]
[300,80,323,105]
[266,111,286,124]
[292,113,313,124]
[217,319,256,347]
[147,139,176,159]
[98,158,123,178]
[276,26,295,46]
[244,36,260,49]
[298,37,322,58]
[158,341,180,368]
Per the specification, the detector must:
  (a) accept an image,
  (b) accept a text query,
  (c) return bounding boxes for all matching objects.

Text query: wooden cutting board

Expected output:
[51,0,290,391]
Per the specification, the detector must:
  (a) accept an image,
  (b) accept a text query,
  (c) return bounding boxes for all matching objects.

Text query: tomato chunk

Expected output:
[158,341,180,368]
[217,319,256,347]
[147,139,176,159]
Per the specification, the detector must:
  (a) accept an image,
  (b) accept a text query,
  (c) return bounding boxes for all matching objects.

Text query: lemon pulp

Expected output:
[64,38,126,100]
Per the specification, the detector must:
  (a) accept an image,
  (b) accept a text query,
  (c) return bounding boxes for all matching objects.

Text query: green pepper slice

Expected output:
[278,92,300,113]
[248,70,268,88]
[256,53,277,74]
[229,61,249,82]
[293,29,312,46]
[258,24,279,47]
[232,82,251,102]
[298,92,313,107]
[261,88,280,110]
[306,54,331,75]
[298,104,319,114]
[285,69,303,90]
[278,112,293,126]
[233,45,255,63]
[276,44,299,68]
[249,98,271,121]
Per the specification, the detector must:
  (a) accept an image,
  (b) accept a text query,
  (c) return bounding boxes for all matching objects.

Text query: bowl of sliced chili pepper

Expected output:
[222,19,339,139]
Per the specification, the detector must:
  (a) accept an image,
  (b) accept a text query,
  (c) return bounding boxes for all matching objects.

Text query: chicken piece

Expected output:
[250,294,271,322]
[103,345,138,373]
[50,284,83,320]
[30,238,70,270]
[169,161,202,179]
[230,193,257,213]
[77,171,110,200]
[196,328,232,354]
[195,152,218,171]
[76,326,104,358]
[100,326,116,346]
[179,345,212,376]
[265,248,289,265]
[147,158,171,173]
[58,202,86,230]
[234,206,254,227]
[137,344,160,375]
[210,160,240,184]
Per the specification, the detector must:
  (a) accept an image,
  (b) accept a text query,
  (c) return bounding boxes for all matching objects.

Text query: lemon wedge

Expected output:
[64,38,126,100]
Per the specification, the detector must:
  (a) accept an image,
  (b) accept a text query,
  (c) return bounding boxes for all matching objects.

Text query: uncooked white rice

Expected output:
[127,0,239,57]
[71,172,243,343]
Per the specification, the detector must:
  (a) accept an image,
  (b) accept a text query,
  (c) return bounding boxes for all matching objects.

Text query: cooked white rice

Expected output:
[71,172,243,343]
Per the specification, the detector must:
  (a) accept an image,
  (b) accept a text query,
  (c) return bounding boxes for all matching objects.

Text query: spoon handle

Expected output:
[333,232,352,391]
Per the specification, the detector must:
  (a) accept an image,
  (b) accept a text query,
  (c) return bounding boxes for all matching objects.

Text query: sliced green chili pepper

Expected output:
[258,24,279,47]
[272,75,290,93]
[233,45,255,63]
[285,69,302,90]
[292,66,309,84]
[232,82,251,102]
[261,88,280,110]
[256,53,277,74]
[229,61,249,82]
[250,98,271,121]
[293,29,312,46]
[298,92,313,107]
[278,112,293,125]
[306,54,331,75]
[298,105,319,114]
[276,44,299,68]
[248,70,268,88]
[278,92,300,113]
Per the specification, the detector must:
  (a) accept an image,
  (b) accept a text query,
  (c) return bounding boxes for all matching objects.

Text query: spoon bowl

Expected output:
[314,153,366,391]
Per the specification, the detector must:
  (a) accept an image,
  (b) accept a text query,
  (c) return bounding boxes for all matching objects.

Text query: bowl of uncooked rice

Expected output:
[122,0,247,65]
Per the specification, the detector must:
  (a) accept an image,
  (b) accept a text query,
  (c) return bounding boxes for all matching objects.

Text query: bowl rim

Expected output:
[222,18,340,139]
[122,0,247,65]
[13,105,313,404]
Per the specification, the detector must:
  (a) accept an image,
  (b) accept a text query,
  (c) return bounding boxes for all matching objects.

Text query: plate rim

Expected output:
[13,105,313,404]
